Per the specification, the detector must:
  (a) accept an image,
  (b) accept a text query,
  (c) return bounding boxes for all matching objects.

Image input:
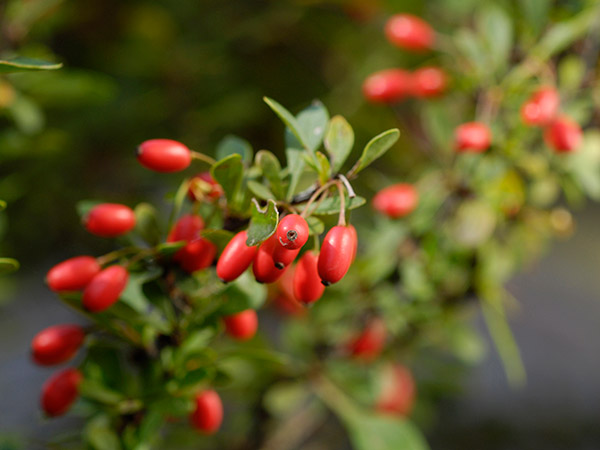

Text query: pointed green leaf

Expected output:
[220,271,268,314]
[256,150,285,199]
[0,57,62,74]
[247,180,275,201]
[296,100,329,152]
[300,195,366,215]
[264,97,306,150]
[200,229,234,253]
[315,151,331,185]
[477,5,513,71]
[211,154,244,208]
[216,134,253,165]
[285,147,306,200]
[246,199,279,246]
[349,129,400,177]
[134,203,161,246]
[325,115,355,173]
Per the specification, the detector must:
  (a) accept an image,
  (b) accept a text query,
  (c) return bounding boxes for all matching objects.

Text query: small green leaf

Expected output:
[315,151,331,185]
[477,5,513,72]
[0,57,62,74]
[0,200,6,211]
[216,134,253,165]
[85,415,122,450]
[296,100,329,152]
[246,199,279,246]
[349,129,400,177]
[134,203,161,246]
[256,150,285,198]
[0,258,19,274]
[211,154,244,208]
[220,271,267,314]
[200,229,235,253]
[120,270,161,313]
[79,380,125,405]
[247,180,275,200]
[155,241,185,256]
[325,115,355,173]
[301,195,366,216]
[285,147,306,200]
[345,414,429,450]
[264,97,306,150]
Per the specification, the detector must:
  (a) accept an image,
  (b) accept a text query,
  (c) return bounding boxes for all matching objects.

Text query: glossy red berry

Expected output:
[373,183,418,219]
[349,318,386,361]
[188,172,223,202]
[46,256,100,292]
[223,309,258,340]
[544,116,582,153]
[177,239,217,273]
[84,203,136,238]
[276,214,309,250]
[82,266,129,312]
[521,87,559,126]
[348,225,358,262]
[454,122,491,153]
[317,226,357,286]
[167,214,204,242]
[384,14,434,51]
[272,244,301,270]
[253,235,289,284]
[190,390,223,434]
[216,230,259,283]
[363,69,412,103]
[32,325,85,366]
[137,139,192,173]
[376,364,416,417]
[293,251,325,305]
[411,67,447,98]
[41,368,82,417]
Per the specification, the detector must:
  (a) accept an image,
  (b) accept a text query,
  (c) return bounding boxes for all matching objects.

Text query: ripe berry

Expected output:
[521,87,559,126]
[188,172,223,202]
[273,268,306,316]
[318,225,357,286]
[41,368,82,417]
[363,69,412,103]
[216,230,258,282]
[348,225,358,262]
[32,325,85,366]
[223,309,258,340]
[167,214,204,242]
[253,235,289,284]
[384,14,434,51]
[137,139,191,173]
[376,364,416,417]
[454,122,491,153]
[190,390,223,434]
[276,214,309,250]
[293,251,325,305]
[82,266,129,312]
[46,256,100,292]
[349,318,386,361]
[177,239,217,273]
[373,183,418,219]
[84,203,136,238]
[544,116,582,153]
[272,244,301,270]
[411,67,447,98]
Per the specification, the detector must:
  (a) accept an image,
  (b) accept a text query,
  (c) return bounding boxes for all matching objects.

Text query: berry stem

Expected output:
[300,180,336,219]
[97,246,139,266]
[336,181,346,226]
[190,151,216,165]
[336,174,356,199]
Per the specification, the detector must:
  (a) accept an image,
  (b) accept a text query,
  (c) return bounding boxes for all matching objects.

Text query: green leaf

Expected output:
[0,258,19,274]
[200,229,234,253]
[216,134,253,165]
[220,271,267,314]
[76,200,102,221]
[79,380,125,405]
[285,147,306,200]
[0,200,6,211]
[0,57,62,74]
[174,329,215,366]
[134,203,161,246]
[256,150,285,199]
[559,55,586,92]
[349,129,400,177]
[211,154,244,208]
[477,5,513,72]
[306,216,324,235]
[155,241,185,256]
[120,269,162,313]
[85,415,122,450]
[296,100,329,152]
[301,195,366,216]
[325,115,355,173]
[264,97,306,150]
[315,151,331,185]
[247,180,275,200]
[246,199,279,246]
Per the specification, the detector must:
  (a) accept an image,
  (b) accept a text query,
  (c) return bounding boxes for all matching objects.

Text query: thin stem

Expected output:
[336,174,356,198]
[336,181,346,227]
[300,180,336,218]
[97,246,139,266]
[190,151,216,165]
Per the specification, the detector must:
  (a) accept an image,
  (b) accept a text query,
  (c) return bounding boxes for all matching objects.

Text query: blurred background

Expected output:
[0,0,598,448]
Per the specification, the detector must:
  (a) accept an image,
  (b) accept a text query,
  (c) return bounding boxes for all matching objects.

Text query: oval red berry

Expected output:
[32,325,85,366]
[190,390,223,434]
[41,368,82,417]
[223,309,258,341]
[521,87,559,126]
[293,251,325,305]
[349,318,386,361]
[544,116,582,153]
[454,122,491,153]
[137,139,192,173]
[216,230,258,283]
[84,203,136,238]
[384,14,434,51]
[317,225,356,285]
[276,214,309,250]
[46,256,100,292]
[376,364,416,417]
[411,67,447,98]
[363,69,412,103]
[82,265,129,312]
[252,235,288,284]
[373,183,418,219]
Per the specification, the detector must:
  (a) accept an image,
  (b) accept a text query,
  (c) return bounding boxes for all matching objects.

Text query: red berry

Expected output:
[349,318,386,361]
[188,172,223,202]
[167,214,204,243]
[41,368,82,417]
[411,67,447,98]
[190,390,223,434]
[46,256,100,292]
[273,268,306,316]
[544,116,582,153]
[454,122,491,153]
[363,69,412,103]
[317,225,356,286]
[272,244,301,270]
[348,225,358,262]
[137,139,191,173]
[84,203,136,238]
[223,309,258,340]
[216,230,259,282]
[177,239,217,273]
[32,325,85,366]
[276,214,309,250]
[293,251,325,305]
[373,183,418,219]
[376,364,416,417]
[252,235,289,284]
[82,266,129,312]
[521,87,559,126]
[384,14,434,51]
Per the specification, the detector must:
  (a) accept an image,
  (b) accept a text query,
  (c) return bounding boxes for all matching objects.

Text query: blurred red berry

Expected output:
[216,230,258,283]
[137,139,191,173]
[455,122,491,153]
[349,318,386,361]
[544,116,582,153]
[318,225,357,286]
[223,309,258,341]
[384,14,434,51]
[32,325,85,366]
[293,251,325,305]
[376,364,416,417]
[167,214,204,243]
[363,69,412,103]
[521,87,560,126]
[373,183,418,219]
[82,266,129,312]
[411,67,447,98]
[41,368,82,417]
[46,256,100,292]
[84,203,136,238]
[177,239,217,273]
[190,390,223,434]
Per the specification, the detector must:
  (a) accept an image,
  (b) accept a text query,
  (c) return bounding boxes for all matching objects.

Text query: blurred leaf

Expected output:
[175,329,215,366]
[85,415,121,450]
[301,195,366,215]
[264,97,306,150]
[216,134,253,165]
[519,0,551,36]
[0,57,62,73]
[155,241,185,256]
[567,130,600,199]
[220,271,267,314]
[325,115,354,173]
[211,154,243,208]
[0,258,19,274]
[200,229,234,253]
[120,269,162,313]
[246,198,279,246]
[247,180,275,200]
[559,55,586,92]
[453,29,488,77]
[263,381,311,417]
[0,200,6,211]
[256,150,284,198]
[315,151,331,185]
[8,96,44,134]
[349,129,400,177]
[134,203,161,246]
[477,4,513,72]
[449,200,496,248]
[80,380,125,405]
[76,199,102,221]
